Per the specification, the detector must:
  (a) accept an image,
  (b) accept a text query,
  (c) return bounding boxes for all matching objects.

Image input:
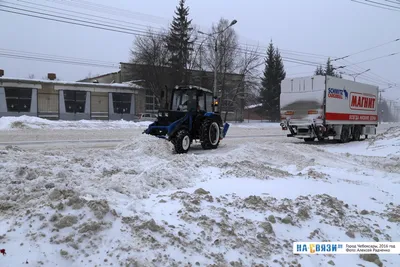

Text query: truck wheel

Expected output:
[352,126,361,141]
[339,127,350,143]
[173,129,191,154]
[201,119,220,149]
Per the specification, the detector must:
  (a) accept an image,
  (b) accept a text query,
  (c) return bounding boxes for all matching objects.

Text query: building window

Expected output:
[64,90,86,113]
[145,90,159,112]
[112,93,131,114]
[4,87,32,112]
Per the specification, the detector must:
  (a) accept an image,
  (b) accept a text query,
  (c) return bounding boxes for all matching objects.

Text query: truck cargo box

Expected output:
[280,76,325,125]
[280,76,378,125]
[280,75,379,142]
[325,76,378,124]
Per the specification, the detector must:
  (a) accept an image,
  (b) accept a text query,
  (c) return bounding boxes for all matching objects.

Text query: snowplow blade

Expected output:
[222,123,230,138]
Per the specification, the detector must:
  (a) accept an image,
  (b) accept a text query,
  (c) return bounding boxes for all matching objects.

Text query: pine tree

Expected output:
[315,65,324,75]
[314,58,341,77]
[166,0,194,86]
[260,41,286,122]
[273,48,286,120]
[325,57,336,76]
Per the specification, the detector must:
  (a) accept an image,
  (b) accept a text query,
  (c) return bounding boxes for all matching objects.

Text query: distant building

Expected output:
[79,62,246,121]
[0,71,142,121]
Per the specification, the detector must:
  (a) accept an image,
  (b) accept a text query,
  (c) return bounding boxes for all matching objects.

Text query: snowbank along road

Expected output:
[0,116,399,267]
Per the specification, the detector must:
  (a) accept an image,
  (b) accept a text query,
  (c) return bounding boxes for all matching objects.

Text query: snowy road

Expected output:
[0,134,285,150]
[0,125,288,150]
[0,117,400,267]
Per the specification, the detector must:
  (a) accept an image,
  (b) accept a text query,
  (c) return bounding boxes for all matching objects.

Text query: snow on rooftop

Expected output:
[0,76,142,89]
[244,103,262,109]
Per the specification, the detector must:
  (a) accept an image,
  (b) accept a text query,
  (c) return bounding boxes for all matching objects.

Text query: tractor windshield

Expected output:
[171,88,213,112]
[172,89,194,111]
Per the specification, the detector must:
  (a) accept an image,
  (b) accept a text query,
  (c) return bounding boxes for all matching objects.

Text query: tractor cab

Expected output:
[171,86,214,113]
[143,85,229,154]
[155,86,215,126]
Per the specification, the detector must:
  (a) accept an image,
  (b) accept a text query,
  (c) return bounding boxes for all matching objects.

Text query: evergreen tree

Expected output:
[166,0,194,86]
[314,58,342,77]
[315,65,324,75]
[325,58,336,76]
[260,41,286,122]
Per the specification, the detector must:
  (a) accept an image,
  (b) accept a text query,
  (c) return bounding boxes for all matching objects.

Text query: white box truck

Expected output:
[280,75,379,142]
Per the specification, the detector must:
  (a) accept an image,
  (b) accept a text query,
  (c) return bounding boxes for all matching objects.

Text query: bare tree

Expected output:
[28,74,35,79]
[199,18,261,121]
[222,45,262,122]
[130,28,170,108]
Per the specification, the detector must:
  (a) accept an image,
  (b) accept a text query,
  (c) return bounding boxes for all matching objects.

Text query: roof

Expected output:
[0,77,143,92]
[174,85,213,94]
[77,71,121,82]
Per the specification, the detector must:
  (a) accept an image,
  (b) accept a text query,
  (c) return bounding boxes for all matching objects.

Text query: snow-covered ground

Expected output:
[0,117,399,267]
[0,115,153,130]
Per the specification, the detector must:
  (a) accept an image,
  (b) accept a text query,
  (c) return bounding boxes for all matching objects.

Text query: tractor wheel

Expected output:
[201,119,220,150]
[173,129,191,154]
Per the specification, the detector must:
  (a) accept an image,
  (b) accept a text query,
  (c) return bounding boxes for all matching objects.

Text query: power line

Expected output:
[0,52,118,68]
[38,0,400,86]
[2,2,397,88]
[0,48,118,65]
[0,4,157,36]
[384,0,400,6]
[351,0,400,12]
[11,0,165,32]
[0,4,333,70]
[47,0,170,24]
[46,0,337,61]
[343,52,399,66]
[332,38,400,61]
[365,0,400,9]
[8,1,325,64]
[339,58,396,84]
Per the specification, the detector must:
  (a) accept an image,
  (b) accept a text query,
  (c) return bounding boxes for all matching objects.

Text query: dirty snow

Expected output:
[321,126,400,157]
[0,116,280,131]
[0,115,152,130]
[0,123,400,266]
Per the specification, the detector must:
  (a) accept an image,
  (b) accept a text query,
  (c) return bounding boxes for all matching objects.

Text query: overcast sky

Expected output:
[1,0,399,100]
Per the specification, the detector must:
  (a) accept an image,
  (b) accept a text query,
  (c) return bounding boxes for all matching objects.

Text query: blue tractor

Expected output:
[143,85,230,154]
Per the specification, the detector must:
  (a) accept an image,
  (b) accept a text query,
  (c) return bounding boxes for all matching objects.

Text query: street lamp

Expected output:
[348,69,370,81]
[198,19,237,112]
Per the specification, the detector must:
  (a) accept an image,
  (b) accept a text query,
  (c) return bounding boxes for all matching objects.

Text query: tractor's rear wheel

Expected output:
[173,129,191,154]
[201,119,220,150]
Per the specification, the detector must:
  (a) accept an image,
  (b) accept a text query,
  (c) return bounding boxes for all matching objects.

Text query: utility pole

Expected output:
[198,19,237,113]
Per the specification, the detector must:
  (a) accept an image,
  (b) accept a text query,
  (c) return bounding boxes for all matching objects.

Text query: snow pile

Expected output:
[116,134,175,158]
[321,126,400,158]
[0,128,400,266]
[0,115,152,130]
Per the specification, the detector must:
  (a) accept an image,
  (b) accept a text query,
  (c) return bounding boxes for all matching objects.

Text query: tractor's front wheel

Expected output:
[201,119,220,150]
[173,129,191,154]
